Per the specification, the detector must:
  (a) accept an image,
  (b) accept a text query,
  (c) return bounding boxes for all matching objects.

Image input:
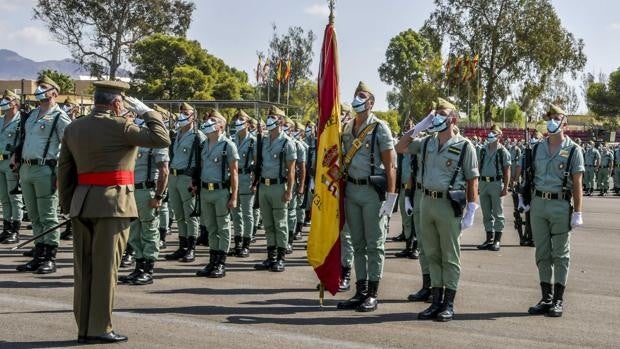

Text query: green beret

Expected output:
[340,103,351,112]
[268,105,286,117]
[92,80,129,94]
[63,95,78,106]
[547,103,566,116]
[3,89,19,100]
[436,97,456,111]
[354,81,373,96]
[37,75,60,92]
[180,102,194,111]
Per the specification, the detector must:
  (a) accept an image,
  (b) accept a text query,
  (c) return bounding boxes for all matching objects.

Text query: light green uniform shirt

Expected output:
[171,127,206,170]
[134,146,169,183]
[584,148,600,166]
[0,112,21,156]
[601,149,614,167]
[235,132,257,173]
[22,104,71,160]
[400,153,412,183]
[478,143,511,177]
[260,131,296,179]
[509,145,521,168]
[200,133,239,183]
[406,134,479,191]
[533,137,585,193]
[341,114,394,179]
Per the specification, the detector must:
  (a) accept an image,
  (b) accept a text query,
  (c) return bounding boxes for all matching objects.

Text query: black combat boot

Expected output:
[239,237,251,258]
[35,244,57,274]
[477,232,494,250]
[16,243,45,272]
[293,222,303,240]
[271,247,286,272]
[180,236,196,262]
[229,236,242,257]
[528,282,554,315]
[547,283,565,317]
[490,231,502,251]
[408,274,432,302]
[120,245,135,267]
[165,237,187,260]
[418,287,444,320]
[254,246,276,270]
[286,232,294,254]
[410,239,420,259]
[133,259,155,285]
[208,251,226,278]
[357,281,379,312]
[251,225,257,243]
[338,266,351,292]
[159,228,167,249]
[436,288,456,322]
[119,259,143,284]
[4,221,21,244]
[337,280,368,309]
[391,231,405,242]
[23,247,35,257]
[60,221,73,240]
[196,251,218,276]
[0,221,10,243]
[395,237,414,258]
[197,225,209,246]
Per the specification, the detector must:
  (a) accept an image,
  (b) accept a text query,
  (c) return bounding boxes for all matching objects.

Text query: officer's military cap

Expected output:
[3,89,19,100]
[180,102,194,111]
[341,103,352,113]
[547,103,566,116]
[64,95,78,106]
[235,109,250,119]
[436,97,456,111]
[354,81,373,96]
[268,105,286,118]
[37,75,61,92]
[92,80,129,94]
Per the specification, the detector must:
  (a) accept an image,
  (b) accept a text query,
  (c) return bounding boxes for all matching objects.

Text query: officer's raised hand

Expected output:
[124,96,153,116]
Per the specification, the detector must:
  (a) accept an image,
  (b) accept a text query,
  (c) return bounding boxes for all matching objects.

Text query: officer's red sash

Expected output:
[78,170,135,186]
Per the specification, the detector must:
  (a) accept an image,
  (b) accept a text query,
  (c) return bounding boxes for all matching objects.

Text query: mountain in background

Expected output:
[0,49,129,79]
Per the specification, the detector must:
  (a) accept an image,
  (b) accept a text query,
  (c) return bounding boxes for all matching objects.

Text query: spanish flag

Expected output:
[284,55,292,82]
[307,12,343,296]
[275,59,283,83]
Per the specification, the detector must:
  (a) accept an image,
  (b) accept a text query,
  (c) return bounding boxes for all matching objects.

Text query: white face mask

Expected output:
[266,116,278,131]
[487,132,498,144]
[0,99,10,111]
[134,117,145,127]
[234,120,246,132]
[305,126,312,134]
[201,119,217,134]
[546,116,563,134]
[34,85,52,101]
[176,113,191,130]
[428,112,449,133]
[351,95,368,113]
[293,131,301,139]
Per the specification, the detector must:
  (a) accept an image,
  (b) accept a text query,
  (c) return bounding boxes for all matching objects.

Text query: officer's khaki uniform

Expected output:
[478,143,511,233]
[0,111,22,224]
[530,137,584,285]
[58,109,169,337]
[406,134,478,290]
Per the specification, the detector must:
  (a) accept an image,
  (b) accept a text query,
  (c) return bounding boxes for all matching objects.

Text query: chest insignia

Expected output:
[558,163,565,170]
[559,150,569,158]
[448,146,461,156]
[446,159,453,167]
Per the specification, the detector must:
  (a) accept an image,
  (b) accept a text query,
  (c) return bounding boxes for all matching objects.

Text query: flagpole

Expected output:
[278,81,281,104]
[286,77,290,106]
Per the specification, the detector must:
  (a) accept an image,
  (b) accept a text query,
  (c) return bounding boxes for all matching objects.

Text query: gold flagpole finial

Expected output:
[328,0,335,24]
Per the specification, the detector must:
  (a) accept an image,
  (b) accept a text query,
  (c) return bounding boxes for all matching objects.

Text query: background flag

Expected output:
[275,59,283,83]
[307,10,343,296]
[256,57,262,84]
[284,55,292,82]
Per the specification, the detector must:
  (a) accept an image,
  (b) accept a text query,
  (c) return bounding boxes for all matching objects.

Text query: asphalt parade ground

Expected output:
[0,195,619,349]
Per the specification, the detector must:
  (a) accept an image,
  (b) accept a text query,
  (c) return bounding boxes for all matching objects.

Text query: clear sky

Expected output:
[1,0,618,113]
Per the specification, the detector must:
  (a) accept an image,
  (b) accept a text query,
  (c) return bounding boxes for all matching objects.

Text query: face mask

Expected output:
[530,138,539,145]
[234,120,246,132]
[177,113,191,129]
[292,131,301,139]
[62,105,73,113]
[0,99,10,111]
[282,125,290,132]
[266,116,278,131]
[201,119,217,134]
[305,126,312,134]
[546,117,563,134]
[351,95,368,113]
[428,113,449,133]
[487,132,497,144]
[134,117,145,127]
[34,85,52,101]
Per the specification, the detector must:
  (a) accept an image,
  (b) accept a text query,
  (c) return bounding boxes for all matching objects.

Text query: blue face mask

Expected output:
[201,119,217,134]
[0,99,10,111]
[351,95,368,113]
[34,85,53,101]
[546,117,563,134]
[487,132,497,144]
[428,113,448,133]
[134,117,145,127]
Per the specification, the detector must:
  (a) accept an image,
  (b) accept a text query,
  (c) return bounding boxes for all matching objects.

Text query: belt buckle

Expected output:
[542,192,552,200]
[25,159,31,166]
[0,154,4,161]
[265,178,271,186]
[430,190,438,199]
[208,182,215,191]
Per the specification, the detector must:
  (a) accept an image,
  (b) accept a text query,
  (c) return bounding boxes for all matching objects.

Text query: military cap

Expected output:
[295,121,304,130]
[180,102,194,111]
[268,105,286,118]
[354,81,373,96]
[64,95,78,106]
[235,109,250,119]
[490,124,502,136]
[340,103,352,113]
[436,97,456,111]
[209,109,226,124]
[92,80,129,94]
[37,75,61,92]
[283,116,294,126]
[3,89,19,101]
[247,118,257,127]
[547,103,566,116]
[306,120,316,127]
[589,140,595,145]
[153,104,170,115]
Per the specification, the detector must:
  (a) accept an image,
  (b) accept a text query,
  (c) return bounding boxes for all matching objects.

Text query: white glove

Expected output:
[460,202,479,230]
[404,197,413,216]
[406,111,435,139]
[517,194,530,213]
[571,212,583,228]
[379,192,399,218]
[125,96,153,116]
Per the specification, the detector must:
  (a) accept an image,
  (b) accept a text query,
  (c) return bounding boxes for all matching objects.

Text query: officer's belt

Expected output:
[135,181,155,190]
[0,153,10,161]
[170,168,191,176]
[201,181,229,191]
[78,170,134,186]
[534,190,570,200]
[480,175,502,182]
[22,158,57,166]
[423,188,447,199]
[260,177,286,186]
[347,176,369,185]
